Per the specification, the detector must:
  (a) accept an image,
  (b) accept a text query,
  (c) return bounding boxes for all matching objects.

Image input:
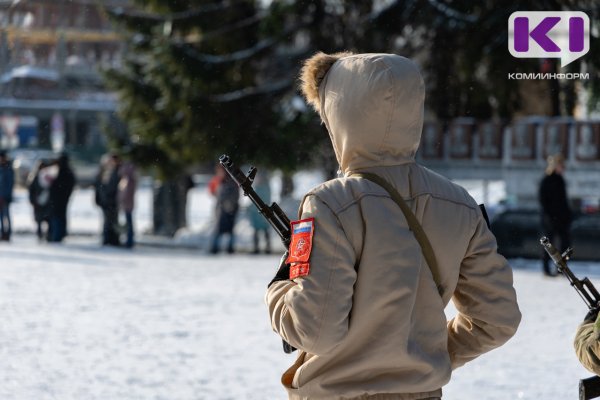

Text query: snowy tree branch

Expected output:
[209,79,293,102]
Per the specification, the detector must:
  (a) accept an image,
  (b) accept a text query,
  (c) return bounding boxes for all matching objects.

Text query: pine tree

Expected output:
[107,1,290,172]
[104,0,325,234]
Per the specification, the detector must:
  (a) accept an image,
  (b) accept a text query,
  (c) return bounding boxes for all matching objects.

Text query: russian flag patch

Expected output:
[286,218,315,279]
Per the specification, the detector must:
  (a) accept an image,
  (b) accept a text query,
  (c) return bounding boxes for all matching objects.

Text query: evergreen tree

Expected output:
[104,0,326,234]
[371,0,600,119]
[105,0,318,175]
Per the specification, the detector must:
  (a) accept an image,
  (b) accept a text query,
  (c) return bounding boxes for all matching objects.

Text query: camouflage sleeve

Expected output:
[574,315,600,376]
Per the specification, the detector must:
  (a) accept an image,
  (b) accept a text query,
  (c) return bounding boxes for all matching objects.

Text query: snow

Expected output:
[0,238,289,400]
[1,173,598,399]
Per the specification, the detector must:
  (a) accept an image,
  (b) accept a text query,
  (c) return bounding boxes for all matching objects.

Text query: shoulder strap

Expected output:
[351,172,443,296]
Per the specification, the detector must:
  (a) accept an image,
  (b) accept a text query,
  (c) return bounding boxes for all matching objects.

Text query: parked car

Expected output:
[490,208,600,261]
[571,213,600,261]
[490,208,542,259]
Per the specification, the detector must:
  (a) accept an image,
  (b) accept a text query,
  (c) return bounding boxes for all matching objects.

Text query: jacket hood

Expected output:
[318,54,425,174]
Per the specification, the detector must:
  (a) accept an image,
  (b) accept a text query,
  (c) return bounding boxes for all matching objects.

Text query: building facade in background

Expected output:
[0,0,128,156]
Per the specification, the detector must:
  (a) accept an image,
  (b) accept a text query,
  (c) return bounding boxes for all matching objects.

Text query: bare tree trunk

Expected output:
[280,173,294,199]
[152,175,193,236]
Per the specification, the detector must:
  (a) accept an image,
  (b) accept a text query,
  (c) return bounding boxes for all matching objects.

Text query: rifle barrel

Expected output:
[540,236,600,310]
[219,154,291,247]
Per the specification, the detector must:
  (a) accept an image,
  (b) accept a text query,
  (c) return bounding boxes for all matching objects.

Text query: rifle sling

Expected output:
[351,172,443,296]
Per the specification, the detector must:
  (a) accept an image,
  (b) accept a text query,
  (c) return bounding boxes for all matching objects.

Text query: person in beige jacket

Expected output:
[265,52,521,400]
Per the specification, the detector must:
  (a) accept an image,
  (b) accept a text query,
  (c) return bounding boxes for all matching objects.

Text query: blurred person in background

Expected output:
[209,170,240,254]
[208,163,225,196]
[118,160,137,248]
[27,159,55,241]
[0,150,14,241]
[94,153,121,246]
[48,153,76,243]
[538,153,573,276]
[249,170,272,254]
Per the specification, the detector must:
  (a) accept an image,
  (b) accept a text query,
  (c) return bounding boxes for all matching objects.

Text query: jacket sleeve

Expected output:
[265,194,357,355]
[447,211,522,369]
[574,318,600,376]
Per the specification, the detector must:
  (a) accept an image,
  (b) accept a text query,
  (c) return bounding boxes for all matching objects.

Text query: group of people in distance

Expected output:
[25,150,137,248]
[93,152,137,248]
[27,152,76,243]
[0,149,78,243]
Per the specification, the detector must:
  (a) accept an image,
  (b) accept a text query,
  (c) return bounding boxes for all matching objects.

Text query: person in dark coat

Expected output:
[209,171,240,254]
[0,150,14,241]
[94,153,121,246]
[27,159,55,240]
[538,153,573,276]
[48,153,76,242]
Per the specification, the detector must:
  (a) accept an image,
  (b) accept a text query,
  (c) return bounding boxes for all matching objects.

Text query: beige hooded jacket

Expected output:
[265,53,521,400]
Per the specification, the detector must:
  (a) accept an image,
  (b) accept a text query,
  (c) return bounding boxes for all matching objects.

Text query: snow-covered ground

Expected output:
[1,173,598,399]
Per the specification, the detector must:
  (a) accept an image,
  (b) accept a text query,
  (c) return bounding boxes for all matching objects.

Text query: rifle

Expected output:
[219,154,291,248]
[539,236,600,312]
[219,154,296,354]
[540,237,600,400]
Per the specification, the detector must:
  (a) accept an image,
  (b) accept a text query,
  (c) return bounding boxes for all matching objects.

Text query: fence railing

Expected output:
[416,116,600,206]
[417,116,600,166]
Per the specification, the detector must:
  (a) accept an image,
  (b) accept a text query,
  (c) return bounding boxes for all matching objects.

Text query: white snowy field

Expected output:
[1,174,598,399]
[0,237,290,400]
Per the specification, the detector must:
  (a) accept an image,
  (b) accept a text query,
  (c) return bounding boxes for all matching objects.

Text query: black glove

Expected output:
[584,308,600,323]
[268,251,291,288]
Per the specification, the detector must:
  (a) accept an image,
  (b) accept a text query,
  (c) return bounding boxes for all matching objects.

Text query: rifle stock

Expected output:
[580,375,600,400]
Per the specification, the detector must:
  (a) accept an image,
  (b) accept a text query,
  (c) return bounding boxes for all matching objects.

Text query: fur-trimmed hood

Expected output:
[300,53,425,174]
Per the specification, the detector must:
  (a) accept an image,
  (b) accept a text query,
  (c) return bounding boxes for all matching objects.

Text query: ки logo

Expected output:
[508,11,589,67]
